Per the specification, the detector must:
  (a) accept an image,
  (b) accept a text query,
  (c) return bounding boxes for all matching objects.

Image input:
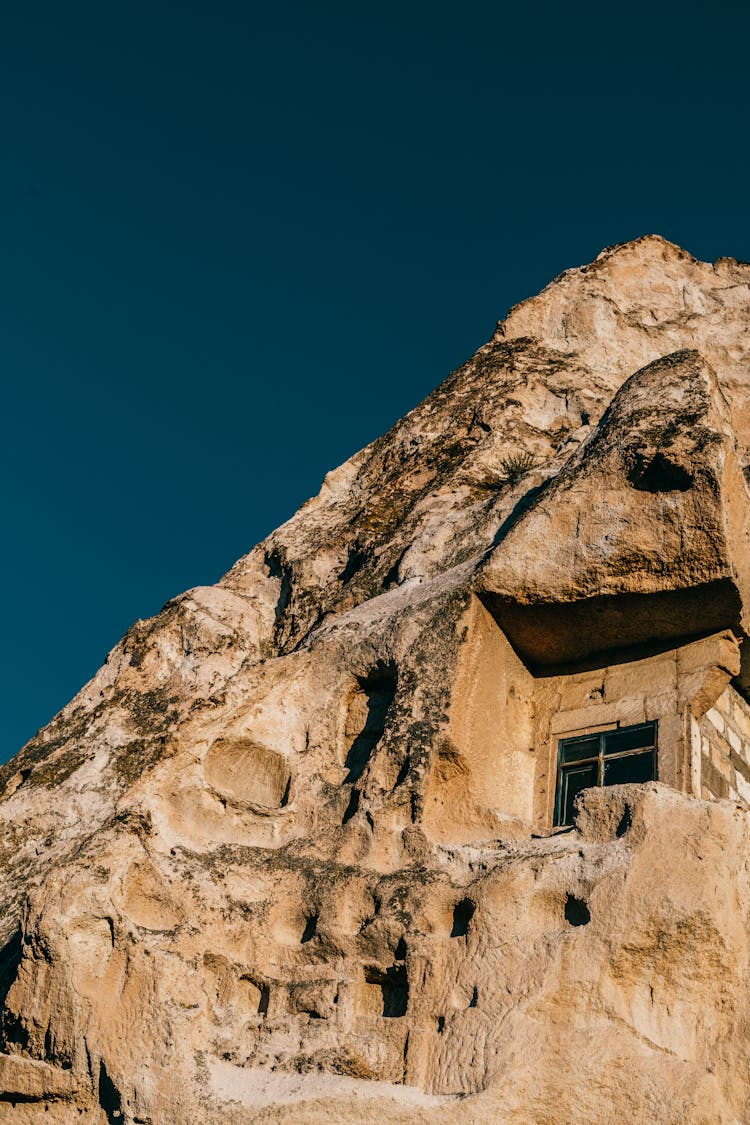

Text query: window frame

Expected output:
[553,720,658,827]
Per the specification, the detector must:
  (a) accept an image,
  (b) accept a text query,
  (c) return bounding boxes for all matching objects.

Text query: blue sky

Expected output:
[2,0,748,758]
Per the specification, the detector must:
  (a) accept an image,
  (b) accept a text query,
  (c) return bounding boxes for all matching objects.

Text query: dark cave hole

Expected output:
[342,788,360,824]
[0,929,24,1051]
[381,557,403,590]
[628,452,693,493]
[265,548,293,622]
[564,894,591,927]
[365,964,409,1018]
[616,803,632,837]
[394,757,410,788]
[339,545,371,584]
[265,550,283,578]
[0,929,22,1012]
[301,915,318,944]
[98,1060,124,1124]
[344,663,398,783]
[451,898,475,938]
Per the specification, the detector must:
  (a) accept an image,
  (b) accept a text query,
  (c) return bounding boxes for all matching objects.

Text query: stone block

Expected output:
[711,743,732,782]
[731,697,750,741]
[727,727,745,757]
[558,673,606,712]
[676,632,741,679]
[729,747,750,786]
[605,657,676,703]
[701,754,730,799]
[734,770,750,806]
[550,701,625,736]
[705,707,725,734]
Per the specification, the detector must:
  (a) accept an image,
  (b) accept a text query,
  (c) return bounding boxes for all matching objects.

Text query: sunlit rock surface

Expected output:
[3,237,750,1122]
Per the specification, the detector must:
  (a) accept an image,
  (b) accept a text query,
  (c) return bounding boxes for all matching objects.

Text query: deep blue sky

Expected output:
[2,1,748,760]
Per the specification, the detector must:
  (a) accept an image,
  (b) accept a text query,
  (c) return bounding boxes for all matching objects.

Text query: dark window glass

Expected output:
[560,734,600,763]
[603,723,656,756]
[560,762,599,827]
[603,749,655,786]
[554,721,657,826]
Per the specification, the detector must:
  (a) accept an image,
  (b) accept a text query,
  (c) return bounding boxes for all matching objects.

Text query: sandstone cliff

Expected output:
[3,236,750,1122]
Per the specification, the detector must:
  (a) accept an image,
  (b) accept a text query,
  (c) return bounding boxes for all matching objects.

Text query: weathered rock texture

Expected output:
[3,236,750,1123]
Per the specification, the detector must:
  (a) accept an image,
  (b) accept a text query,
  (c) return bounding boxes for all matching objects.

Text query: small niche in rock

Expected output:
[394,936,407,960]
[265,548,293,621]
[301,915,318,944]
[98,1060,124,1125]
[339,544,371,584]
[451,898,475,938]
[239,977,270,1016]
[381,557,402,590]
[3,769,31,799]
[469,986,478,1008]
[344,663,398,784]
[394,757,410,788]
[0,928,22,1012]
[564,894,591,927]
[628,451,693,493]
[204,738,292,811]
[616,804,632,838]
[342,788,360,825]
[364,965,409,1018]
[437,1015,446,1034]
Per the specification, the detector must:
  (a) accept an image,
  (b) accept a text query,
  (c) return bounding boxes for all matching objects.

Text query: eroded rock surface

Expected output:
[3,236,750,1122]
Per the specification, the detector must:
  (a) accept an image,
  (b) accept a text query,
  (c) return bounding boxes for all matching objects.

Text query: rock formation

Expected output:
[3,236,750,1122]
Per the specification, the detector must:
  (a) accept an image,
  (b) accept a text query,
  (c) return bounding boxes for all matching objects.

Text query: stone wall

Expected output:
[699,685,750,805]
[438,601,744,834]
[426,598,535,843]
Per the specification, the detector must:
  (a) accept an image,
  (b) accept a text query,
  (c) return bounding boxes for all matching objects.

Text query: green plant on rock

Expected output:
[500,450,535,481]
[476,450,536,492]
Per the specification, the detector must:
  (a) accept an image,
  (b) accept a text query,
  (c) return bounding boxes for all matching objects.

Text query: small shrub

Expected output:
[496,450,536,485]
[500,451,535,482]
[476,450,536,491]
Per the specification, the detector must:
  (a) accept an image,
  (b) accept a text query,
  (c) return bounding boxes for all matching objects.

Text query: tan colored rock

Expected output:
[3,237,750,1122]
[478,348,750,673]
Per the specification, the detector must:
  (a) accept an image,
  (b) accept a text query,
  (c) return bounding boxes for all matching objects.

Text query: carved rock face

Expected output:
[3,236,750,1122]
[204,738,293,811]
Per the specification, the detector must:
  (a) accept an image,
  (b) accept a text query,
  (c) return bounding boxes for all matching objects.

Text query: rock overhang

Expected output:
[475,348,750,694]
[477,580,745,673]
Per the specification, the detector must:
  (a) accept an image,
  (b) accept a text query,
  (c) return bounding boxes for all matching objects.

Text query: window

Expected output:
[554,721,657,827]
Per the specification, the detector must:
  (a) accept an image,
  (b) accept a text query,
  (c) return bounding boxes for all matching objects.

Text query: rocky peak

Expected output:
[3,238,750,1122]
